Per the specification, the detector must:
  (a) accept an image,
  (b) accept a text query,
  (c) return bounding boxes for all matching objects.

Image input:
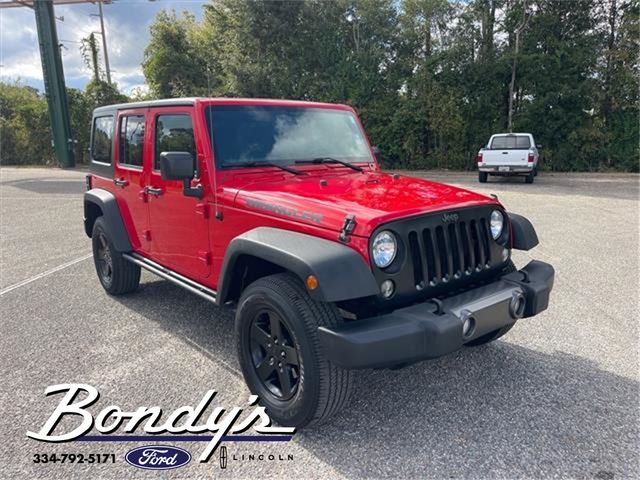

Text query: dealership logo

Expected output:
[442,212,459,223]
[125,446,191,470]
[26,384,295,463]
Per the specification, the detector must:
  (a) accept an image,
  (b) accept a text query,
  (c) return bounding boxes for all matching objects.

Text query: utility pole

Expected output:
[97,0,111,84]
[507,2,529,133]
[33,0,75,168]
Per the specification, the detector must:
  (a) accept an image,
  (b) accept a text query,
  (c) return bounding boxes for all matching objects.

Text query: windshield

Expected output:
[490,135,531,149]
[205,105,373,168]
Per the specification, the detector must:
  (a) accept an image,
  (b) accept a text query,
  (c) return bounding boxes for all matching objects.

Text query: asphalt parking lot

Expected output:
[1,167,638,479]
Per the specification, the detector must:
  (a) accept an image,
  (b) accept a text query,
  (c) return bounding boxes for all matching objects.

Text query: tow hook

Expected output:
[339,214,357,242]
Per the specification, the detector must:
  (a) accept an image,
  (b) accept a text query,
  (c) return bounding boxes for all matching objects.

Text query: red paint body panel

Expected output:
[89,98,501,291]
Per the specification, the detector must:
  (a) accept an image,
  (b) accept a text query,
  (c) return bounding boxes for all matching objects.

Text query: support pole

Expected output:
[33,0,75,168]
[97,0,111,84]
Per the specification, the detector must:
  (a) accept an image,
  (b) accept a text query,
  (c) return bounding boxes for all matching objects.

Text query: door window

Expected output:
[154,114,196,170]
[119,115,145,168]
[91,116,114,164]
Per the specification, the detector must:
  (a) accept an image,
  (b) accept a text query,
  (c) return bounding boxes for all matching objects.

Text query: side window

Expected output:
[155,114,196,170]
[91,116,113,164]
[119,115,145,168]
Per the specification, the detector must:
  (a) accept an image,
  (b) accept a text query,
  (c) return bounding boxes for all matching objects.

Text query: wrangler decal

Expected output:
[246,199,324,224]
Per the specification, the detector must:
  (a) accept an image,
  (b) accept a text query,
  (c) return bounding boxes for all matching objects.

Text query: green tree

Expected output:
[143,10,211,97]
[0,82,54,165]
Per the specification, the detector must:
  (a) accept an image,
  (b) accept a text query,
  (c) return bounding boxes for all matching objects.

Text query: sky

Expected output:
[0,0,204,95]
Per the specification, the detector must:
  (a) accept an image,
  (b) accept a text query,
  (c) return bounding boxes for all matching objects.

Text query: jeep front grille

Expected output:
[407,219,492,288]
[369,206,509,306]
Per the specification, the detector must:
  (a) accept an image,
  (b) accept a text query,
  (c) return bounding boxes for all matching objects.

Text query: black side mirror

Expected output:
[159,151,203,198]
[159,151,195,180]
[371,146,381,158]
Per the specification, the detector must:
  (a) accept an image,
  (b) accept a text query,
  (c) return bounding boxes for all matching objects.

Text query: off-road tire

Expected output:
[465,260,517,346]
[91,217,140,295]
[236,273,353,428]
[479,171,488,183]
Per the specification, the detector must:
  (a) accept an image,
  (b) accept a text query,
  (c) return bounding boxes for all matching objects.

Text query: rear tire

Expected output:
[525,171,535,183]
[465,260,517,346]
[236,273,353,428]
[91,217,140,295]
[479,171,488,183]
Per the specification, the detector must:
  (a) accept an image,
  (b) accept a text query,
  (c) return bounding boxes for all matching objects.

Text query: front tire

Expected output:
[235,273,353,428]
[479,171,488,183]
[91,217,140,295]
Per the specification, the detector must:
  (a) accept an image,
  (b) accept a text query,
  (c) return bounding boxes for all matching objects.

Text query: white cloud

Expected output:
[0,0,203,94]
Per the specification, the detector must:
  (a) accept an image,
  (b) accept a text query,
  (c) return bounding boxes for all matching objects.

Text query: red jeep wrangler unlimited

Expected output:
[84,98,554,428]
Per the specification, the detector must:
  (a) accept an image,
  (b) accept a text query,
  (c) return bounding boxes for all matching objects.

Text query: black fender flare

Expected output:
[84,189,132,252]
[217,227,379,303]
[508,213,539,250]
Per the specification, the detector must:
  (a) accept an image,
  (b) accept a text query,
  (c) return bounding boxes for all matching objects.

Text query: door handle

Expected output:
[113,177,129,187]
[501,151,509,154]
[145,186,163,197]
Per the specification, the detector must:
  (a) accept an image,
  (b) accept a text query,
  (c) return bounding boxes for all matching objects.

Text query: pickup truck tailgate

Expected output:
[482,150,529,166]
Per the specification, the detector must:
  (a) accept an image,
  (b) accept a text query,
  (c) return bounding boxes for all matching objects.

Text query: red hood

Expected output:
[232,170,499,237]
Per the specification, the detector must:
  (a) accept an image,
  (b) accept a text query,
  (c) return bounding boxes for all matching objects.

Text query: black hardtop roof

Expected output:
[92,97,198,115]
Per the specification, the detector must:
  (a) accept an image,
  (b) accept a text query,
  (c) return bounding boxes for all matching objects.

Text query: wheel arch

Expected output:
[84,189,132,252]
[217,227,379,304]
[508,213,539,250]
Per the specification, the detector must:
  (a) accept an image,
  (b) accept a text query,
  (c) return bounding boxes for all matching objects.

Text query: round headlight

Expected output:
[490,210,504,240]
[372,231,397,268]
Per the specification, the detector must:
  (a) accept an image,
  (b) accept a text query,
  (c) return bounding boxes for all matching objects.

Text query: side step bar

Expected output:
[122,253,217,304]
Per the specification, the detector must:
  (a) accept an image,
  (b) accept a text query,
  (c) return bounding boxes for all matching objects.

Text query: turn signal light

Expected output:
[306,275,318,291]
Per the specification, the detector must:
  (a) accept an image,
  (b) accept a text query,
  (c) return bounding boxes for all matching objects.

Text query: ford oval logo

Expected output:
[125,445,191,470]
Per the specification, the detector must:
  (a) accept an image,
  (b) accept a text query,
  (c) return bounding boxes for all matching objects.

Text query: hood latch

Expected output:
[339,214,357,243]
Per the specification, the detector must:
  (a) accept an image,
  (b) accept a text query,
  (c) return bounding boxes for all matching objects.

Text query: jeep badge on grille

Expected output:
[442,212,459,223]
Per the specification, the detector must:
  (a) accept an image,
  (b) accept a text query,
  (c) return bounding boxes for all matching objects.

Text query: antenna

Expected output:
[207,65,221,221]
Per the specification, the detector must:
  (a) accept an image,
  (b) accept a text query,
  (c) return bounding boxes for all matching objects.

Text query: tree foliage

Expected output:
[1,32,129,165]
[140,0,638,171]
[1,0,637,170]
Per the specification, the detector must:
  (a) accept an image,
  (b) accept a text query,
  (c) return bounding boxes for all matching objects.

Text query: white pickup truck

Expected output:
[476,133,540,184]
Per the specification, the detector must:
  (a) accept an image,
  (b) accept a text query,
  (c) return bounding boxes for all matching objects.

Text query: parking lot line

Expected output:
[0,253,92,296]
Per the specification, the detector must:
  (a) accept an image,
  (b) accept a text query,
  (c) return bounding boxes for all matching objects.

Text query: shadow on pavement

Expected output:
[115,277,639,479]
[0,177,84,195]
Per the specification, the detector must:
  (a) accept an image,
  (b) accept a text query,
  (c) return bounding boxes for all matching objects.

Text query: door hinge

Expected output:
[198,250,212,266]
[196,203,210,219]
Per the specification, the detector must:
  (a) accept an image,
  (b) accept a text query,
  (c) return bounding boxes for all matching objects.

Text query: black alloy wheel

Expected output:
[91,217,140,295]
[249,309,301,400]
[95,231,113,287]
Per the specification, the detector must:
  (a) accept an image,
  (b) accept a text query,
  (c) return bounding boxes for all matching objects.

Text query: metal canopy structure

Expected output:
[0,0,112,168]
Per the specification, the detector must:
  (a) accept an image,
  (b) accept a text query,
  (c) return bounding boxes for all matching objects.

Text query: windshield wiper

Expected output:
[295,157,364,172]
[233,161,306,175]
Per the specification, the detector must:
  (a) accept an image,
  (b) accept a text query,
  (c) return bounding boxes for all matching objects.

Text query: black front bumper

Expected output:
[319,260,554,369]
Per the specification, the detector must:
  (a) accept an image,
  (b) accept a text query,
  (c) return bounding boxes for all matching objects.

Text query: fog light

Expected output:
[380,280,395,299]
